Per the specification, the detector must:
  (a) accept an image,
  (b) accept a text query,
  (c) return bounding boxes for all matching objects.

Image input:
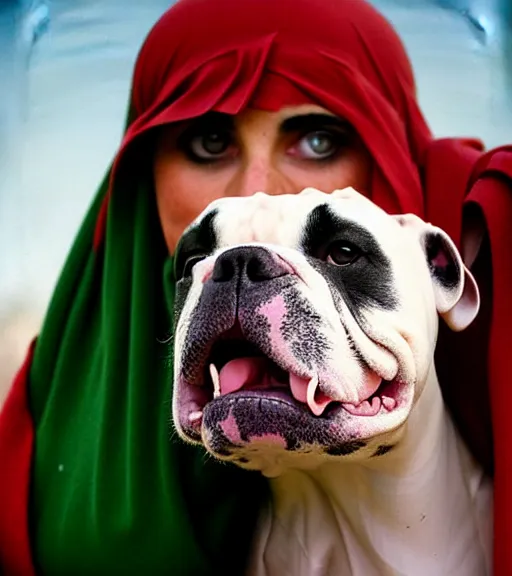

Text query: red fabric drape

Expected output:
[0,341,36,576]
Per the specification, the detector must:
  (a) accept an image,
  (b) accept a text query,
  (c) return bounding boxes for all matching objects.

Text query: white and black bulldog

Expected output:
[172,188,492,576]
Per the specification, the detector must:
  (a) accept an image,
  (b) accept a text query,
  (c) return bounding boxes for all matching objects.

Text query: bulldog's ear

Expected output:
[393,214,480,332]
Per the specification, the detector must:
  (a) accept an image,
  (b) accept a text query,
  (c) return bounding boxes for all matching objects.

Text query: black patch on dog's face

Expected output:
[173,209,218,326]
[174,209,218,280]
[372,444,395,457]
[300,204,398,318]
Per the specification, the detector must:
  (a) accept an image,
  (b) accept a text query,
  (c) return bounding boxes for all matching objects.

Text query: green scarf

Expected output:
[28,112,269,574]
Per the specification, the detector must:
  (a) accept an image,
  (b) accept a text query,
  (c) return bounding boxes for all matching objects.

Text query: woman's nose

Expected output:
[228,156,296,198]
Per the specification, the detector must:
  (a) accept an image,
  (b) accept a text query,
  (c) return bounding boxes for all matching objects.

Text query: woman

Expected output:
[1,0,511,573]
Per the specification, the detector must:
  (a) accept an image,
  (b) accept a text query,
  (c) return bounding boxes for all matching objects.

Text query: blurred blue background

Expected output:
[0,0,511,395]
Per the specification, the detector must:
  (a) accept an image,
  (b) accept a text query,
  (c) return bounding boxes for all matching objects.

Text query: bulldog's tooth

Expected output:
[342,399,380,416]
[306,374,320,412]
[382,396,397,411]
[209,363,221,398]
[189,411,203,423]
[371,396,382,414]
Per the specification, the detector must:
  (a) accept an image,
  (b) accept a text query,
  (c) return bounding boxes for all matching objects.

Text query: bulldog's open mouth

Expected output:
[178,322,406,442]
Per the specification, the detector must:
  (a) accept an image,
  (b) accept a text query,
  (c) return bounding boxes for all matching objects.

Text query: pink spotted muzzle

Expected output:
[174,246,410,459]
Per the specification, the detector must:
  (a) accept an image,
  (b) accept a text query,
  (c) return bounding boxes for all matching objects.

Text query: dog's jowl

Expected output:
[172,187,492,576]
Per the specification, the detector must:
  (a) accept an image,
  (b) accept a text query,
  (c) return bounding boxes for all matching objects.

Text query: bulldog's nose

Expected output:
[212,246,290,283]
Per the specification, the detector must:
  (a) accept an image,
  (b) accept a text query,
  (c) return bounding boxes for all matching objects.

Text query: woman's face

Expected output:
[154,105,372,253]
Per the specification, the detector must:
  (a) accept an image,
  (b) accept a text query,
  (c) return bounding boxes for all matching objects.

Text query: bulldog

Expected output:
[172,188,492,576]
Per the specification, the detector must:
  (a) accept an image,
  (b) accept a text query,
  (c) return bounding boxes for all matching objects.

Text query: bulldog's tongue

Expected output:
[217,357,283,396]
[215,357,334,416]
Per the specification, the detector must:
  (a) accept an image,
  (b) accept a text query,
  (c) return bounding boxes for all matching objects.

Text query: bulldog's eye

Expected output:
[326,241,362,266]
[182,255,207,278]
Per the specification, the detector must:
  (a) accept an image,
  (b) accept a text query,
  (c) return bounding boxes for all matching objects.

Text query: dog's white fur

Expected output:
[173,188,492,575]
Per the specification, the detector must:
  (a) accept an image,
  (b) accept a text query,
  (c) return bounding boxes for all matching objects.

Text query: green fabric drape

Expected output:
[28,112,268,574]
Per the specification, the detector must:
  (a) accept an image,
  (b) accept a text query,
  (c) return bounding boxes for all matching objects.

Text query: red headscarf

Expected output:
[99,0,430,238]
[2,0,512,572]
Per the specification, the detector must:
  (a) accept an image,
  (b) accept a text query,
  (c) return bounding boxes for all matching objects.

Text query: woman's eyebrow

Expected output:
[280,113,351,134]
[187,112,235,129]
[175,112,235,145]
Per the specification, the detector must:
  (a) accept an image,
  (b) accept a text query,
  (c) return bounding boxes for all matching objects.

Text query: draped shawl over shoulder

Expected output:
[1,0,511,573]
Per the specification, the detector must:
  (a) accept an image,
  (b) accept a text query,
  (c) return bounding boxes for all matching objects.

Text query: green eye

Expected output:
[295,130,348,160]
[191,132,231,157]
[306,132,336,155]
[182,128,235,162]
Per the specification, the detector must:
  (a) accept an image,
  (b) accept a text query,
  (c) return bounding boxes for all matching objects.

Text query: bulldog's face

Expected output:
[171,188,479,476]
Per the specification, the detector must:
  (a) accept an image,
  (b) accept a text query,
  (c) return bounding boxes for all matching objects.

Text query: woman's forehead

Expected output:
[262,105,336,121]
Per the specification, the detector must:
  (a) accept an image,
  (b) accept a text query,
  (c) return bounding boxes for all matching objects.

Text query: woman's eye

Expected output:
[294,130,344,160]
[187,130,235,161]
[326,241,362,266]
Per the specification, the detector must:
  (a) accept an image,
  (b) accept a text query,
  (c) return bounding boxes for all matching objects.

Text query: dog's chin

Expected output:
[174,366,414,476]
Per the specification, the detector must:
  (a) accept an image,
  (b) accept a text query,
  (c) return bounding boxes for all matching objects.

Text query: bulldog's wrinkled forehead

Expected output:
[178,188,394,255]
